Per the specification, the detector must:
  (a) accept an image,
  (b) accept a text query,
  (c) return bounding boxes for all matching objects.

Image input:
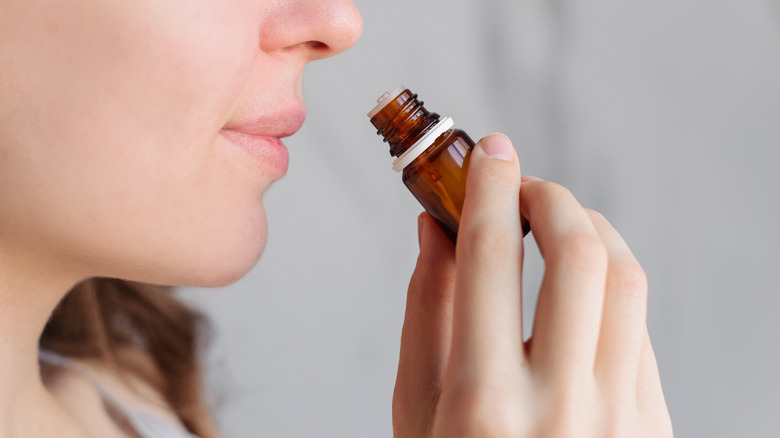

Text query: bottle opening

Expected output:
[367,86,407,119]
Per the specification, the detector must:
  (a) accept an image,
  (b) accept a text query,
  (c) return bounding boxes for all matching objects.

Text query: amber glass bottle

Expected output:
[368,87,474,242]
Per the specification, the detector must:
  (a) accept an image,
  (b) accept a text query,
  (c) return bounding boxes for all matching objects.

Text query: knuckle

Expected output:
[407,271,456,312]
[528,181,577,216]
[538,181,575,203]
[608,259,649,298]
[585,208,606,222]
[458,222,516,266]
[474,165,521,191]
[556,232,608,273]
[410,256,457,302]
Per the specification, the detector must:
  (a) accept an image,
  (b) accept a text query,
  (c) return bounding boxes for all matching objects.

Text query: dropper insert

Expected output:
[367,86,407,119]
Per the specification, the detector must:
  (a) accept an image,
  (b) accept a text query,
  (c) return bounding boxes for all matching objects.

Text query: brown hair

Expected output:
[40,278,219,438]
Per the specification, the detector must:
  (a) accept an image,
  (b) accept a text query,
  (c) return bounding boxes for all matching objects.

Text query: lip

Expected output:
[219,103,307,177]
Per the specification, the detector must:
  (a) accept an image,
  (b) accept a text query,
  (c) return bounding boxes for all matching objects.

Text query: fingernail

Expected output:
[522,175,544,182]
[480,134,515,161]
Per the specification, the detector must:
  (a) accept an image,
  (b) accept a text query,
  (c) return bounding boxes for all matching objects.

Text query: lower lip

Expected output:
[219,129,289,177]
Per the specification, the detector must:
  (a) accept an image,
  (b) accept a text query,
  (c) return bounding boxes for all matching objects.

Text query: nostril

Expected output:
[284,40,329,55]
[305,41,328,51]
[258,1,361,58]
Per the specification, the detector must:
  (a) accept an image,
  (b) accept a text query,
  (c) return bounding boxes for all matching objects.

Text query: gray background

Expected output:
[182,1,780,436]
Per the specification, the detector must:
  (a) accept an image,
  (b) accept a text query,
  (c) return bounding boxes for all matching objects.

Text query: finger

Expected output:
[520,182,607,379]
[520,175,543,235]
[636,330,673,433]
[393,213,456,435]
[448,133,525,381]
[588,210,648,389]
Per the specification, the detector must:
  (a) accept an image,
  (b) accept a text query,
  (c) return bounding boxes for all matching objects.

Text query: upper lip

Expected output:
[221,102,307,138]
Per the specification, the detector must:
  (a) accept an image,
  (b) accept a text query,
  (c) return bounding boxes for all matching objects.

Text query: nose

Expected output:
[258,0,363,61]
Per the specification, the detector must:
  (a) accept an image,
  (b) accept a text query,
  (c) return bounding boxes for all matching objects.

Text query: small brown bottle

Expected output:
[368,86,474,243]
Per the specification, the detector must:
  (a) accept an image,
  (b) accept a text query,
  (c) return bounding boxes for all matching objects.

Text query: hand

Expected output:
[393,134,673,437]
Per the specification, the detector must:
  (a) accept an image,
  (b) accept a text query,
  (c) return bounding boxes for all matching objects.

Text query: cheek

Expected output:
[18,133,275,288]
[2,0,258,134]
[0,0,272,285]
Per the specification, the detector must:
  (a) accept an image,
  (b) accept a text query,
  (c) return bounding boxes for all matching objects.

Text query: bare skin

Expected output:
[0,0,361,436]
[392,135,673,437]
[0,1,671,437]
[39,348,180,438]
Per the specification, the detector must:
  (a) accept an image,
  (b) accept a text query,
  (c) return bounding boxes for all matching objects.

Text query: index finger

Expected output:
[447,134,526,382]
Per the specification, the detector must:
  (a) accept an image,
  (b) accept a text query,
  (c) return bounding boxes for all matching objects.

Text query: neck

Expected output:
[0,243,84,436]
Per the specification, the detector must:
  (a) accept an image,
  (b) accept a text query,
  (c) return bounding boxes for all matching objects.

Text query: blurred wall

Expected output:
[182,1,780,436]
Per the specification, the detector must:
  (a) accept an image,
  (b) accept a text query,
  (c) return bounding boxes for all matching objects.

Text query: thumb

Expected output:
[393,212,456,437]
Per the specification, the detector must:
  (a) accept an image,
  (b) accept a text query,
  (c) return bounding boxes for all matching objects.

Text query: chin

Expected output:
[131,219,270,289]
[189,234,268,288]
[184,202,272,287]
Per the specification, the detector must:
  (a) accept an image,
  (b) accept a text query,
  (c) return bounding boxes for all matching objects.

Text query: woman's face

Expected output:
[0,0,362,286]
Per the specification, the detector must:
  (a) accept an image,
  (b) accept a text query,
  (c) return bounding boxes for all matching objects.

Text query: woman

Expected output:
[0,0,672,437]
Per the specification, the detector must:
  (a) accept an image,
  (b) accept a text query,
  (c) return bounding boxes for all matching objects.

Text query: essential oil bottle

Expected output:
[367,86,474,242]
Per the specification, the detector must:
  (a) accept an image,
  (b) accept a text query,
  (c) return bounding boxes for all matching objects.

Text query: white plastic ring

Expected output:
[392,117,454,172]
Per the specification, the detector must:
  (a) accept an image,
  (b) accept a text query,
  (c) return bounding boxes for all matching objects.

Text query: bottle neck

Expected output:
[369,89,441,157]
